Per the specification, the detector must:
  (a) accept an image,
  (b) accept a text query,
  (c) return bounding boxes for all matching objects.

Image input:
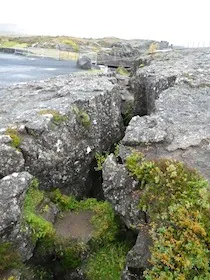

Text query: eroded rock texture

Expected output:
[123,48,210,181]
[0,172,34,260]
[0,73,124,196]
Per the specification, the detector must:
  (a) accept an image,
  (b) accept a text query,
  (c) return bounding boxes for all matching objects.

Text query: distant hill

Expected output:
[0,24,24,36]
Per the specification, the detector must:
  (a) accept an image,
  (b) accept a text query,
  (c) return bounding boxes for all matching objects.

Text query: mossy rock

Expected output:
[72,106,91,128]
[39,109,68,124]
[5,128,22,149]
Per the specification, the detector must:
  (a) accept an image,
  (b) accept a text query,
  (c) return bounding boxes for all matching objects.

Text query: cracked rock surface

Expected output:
[123,48,210,181]
[0,73,124,196]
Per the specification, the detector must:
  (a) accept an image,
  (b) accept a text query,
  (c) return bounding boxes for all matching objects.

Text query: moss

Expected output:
[72,106,91,128]
[116,66,129,76]
[23,178,55,241]
[39,109,68,124]
[0,243,21,274]
[126,152,210,279]
[5,128,22,149]
[85,242,129,280]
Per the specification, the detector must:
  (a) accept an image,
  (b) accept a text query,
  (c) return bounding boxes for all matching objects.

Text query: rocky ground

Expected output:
[0,46,210,279]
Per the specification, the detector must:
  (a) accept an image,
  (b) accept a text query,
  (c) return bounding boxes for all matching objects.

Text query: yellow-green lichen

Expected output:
[6,128,22,149]
[39,109,68,124]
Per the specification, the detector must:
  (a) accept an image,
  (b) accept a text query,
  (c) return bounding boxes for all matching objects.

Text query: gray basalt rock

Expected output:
[103,48,210,279]
[0,73,124,196]
[102,154,146,230]
[77,55,92,69]
[122,227,152,280]
[123,48,210,181]
[0,172,34,260]
[0,144,25,178]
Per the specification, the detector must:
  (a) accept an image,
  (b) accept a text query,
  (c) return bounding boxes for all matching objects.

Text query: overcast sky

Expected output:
[1,0,210,45]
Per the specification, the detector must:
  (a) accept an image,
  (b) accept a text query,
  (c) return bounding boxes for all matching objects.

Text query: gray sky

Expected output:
[1,0,210,45]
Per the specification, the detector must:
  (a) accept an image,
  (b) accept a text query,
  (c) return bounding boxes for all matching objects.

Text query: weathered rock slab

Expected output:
[123,48,210,181]
[0,73,124,196]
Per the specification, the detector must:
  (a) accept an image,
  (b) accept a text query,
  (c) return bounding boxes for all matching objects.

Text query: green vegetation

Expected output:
[95,145,119,171]
[23,178,55,241]
[126,152,210,280]
[39,109,68,124]
[0,39,28,48]
[72,106,91,128]
[95,151,109,171]
[0,243,21,274]
[116,66,129,76]
[32,188,127,278]
[55,240,87,269]
[21,177,130,279]
[62,39,79,52]
[86,242,129,280]
[50,189,130,279]
[5,128,22,149]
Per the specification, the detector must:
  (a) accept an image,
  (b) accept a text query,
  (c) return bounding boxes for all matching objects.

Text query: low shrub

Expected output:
[126,152,210,279]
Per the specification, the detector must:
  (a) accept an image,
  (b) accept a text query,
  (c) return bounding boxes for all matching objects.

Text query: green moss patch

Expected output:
[23,178,55,241]
[126,152,210,279]
[5,128,22,149]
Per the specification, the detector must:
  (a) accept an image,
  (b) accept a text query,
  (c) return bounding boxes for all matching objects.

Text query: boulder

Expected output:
[0,73,124,196]
[77,55,92,69]
[0,172,34,260]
